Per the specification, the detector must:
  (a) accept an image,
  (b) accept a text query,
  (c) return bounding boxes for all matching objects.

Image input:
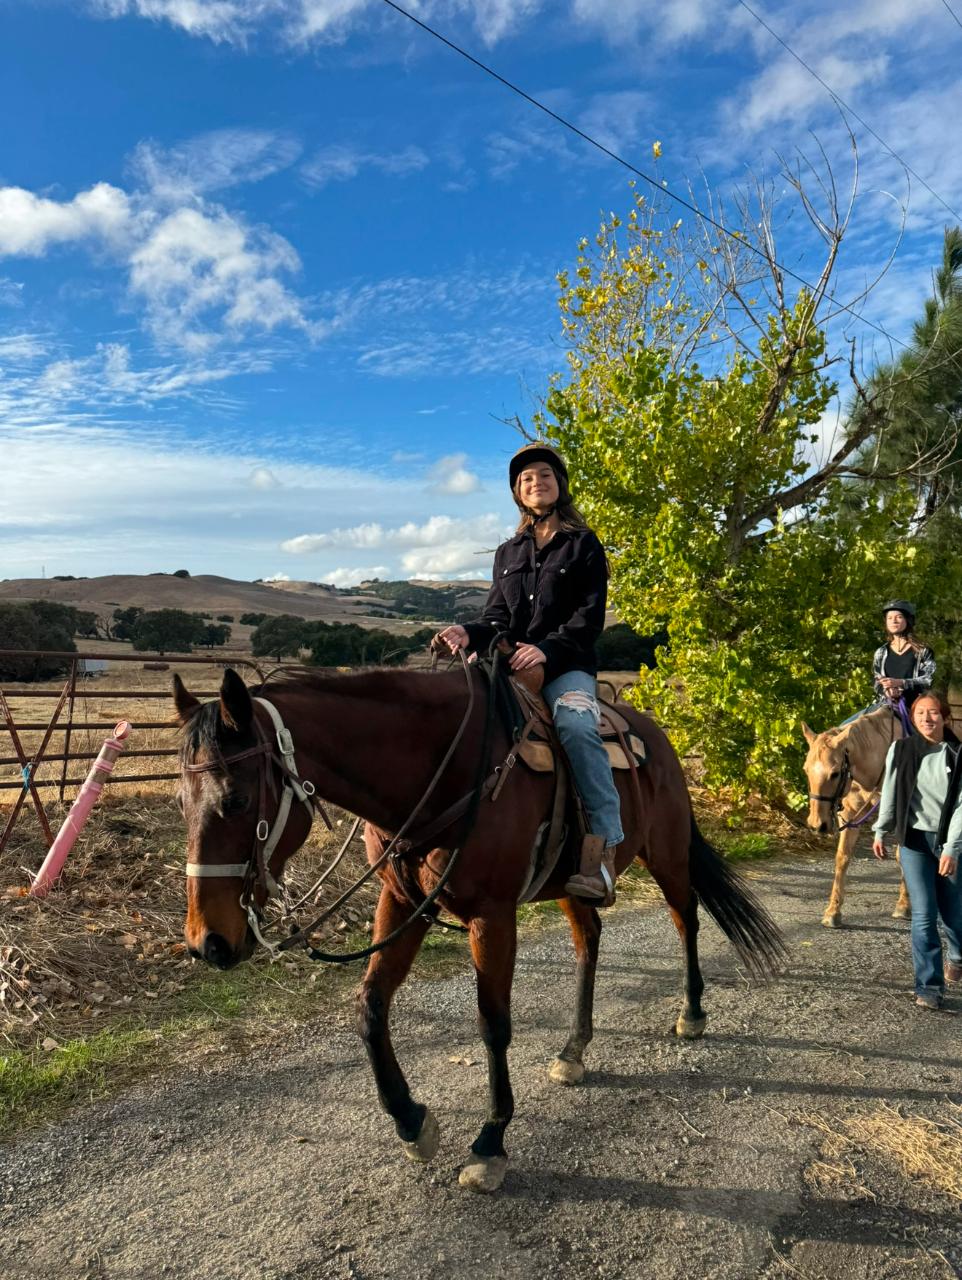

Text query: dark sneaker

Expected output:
[945,960,962,984]
[915,993,944,1010]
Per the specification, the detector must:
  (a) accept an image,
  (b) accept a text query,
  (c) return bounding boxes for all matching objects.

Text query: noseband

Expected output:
[184,697,331,948]
[808,750,852,824]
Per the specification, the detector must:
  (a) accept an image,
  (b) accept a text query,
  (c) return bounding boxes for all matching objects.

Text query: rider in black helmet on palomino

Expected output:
[438,443,625,906]
[873,601,936,712]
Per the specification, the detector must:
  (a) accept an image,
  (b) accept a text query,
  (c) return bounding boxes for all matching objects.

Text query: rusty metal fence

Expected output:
[0,649,288,855]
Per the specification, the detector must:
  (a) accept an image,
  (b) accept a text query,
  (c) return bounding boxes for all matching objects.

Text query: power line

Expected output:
[940,0,962,32]
[735,0,962,224]
[379,0,911,351]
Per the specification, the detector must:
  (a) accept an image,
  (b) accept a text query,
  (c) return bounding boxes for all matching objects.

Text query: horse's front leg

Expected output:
[548,895,602,1085]
[357,883,437,1162]
[822,813,861,928]
[459,910,517,1193]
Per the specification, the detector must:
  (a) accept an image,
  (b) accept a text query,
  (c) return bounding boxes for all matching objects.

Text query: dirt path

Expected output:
[2,854,961,1280]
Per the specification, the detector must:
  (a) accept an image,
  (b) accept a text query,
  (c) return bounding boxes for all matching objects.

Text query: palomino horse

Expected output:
[174,666,786,1193]
[802,707,910,928]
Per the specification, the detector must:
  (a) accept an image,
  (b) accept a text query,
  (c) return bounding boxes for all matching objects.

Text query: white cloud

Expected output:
[281,512,509,555]
[132,129,302,198]
[322,565,390,588]
[92,0,545,47]
[0,183,134,257]
[0,420,456,577]
[732,52,888,132]
[263,571,291,581]
[0,278,24,307]
[249,466,282,489]
[427,452,481,495]
[571,0,712,45]
[91,0,270,43]
[0,333,49,361]
[128,205,312,352]
[301,144,428,189]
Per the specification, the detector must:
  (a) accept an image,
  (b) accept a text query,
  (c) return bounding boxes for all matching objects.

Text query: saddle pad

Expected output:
[518,732,646,773]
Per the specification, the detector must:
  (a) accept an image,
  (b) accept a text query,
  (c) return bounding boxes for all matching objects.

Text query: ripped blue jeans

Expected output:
[543,668,625,848]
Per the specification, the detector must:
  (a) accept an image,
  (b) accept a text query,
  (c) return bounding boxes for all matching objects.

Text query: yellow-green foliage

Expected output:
[544,193,962,798]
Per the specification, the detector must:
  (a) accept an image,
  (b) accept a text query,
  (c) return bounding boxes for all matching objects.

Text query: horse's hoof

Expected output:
[548,1057,586,1086]
[675,1014,707,1039]
[401,1109,440,1164]
[821,913,842,929]
[459,1155,508,1193]
[891,906,910,920]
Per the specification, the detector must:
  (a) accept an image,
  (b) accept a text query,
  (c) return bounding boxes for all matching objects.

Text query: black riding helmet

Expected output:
[508,442,568,490]
[882,599,916,626]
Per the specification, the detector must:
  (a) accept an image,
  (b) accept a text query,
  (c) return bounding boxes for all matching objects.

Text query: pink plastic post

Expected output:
[30,721,132,898]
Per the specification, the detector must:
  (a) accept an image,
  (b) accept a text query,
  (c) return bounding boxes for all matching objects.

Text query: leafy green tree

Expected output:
[112,606,144,640]
[540,188,962,797]
[251,614,307,661]
[239,612,268,626]
[0,603,76,680]
[131,609,205,654]
[199,623,232,648]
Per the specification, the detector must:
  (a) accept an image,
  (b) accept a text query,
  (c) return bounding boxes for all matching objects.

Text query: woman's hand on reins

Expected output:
[872,837,888,860]
[437,625,469,654]
[510,643,546,671]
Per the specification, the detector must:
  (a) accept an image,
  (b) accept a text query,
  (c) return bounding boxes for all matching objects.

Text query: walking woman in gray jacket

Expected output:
[873,692,962,1009]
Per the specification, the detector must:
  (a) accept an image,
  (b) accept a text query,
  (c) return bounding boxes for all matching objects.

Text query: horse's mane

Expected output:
[180,664,465,761]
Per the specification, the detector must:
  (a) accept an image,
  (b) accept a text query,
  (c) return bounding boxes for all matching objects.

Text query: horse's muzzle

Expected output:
[189,929,255,969]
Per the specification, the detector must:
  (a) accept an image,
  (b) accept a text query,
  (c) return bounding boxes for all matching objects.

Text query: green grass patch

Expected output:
[718,831,775,861]
[0,1027,161,1137]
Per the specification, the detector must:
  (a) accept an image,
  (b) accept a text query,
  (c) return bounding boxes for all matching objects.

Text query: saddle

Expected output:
[491,670,646,903]
[414,637,646,904]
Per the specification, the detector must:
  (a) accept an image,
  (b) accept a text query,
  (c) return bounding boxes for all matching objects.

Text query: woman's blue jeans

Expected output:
[900,828,962,997]
[542,669,625,848]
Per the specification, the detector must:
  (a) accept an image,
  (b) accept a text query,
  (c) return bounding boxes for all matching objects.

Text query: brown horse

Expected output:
[174,666,786,1193]
[802,707,910,928]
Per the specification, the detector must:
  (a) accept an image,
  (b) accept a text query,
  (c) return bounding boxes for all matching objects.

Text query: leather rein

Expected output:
[183,649,496,964]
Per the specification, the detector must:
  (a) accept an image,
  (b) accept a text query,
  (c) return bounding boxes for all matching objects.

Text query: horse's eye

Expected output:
[827,770,839,779]
[222,792,249,817]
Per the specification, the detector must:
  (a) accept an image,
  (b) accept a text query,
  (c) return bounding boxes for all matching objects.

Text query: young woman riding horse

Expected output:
[439,443,623,906]
[872,601,935,711]
[174,451,785,1192]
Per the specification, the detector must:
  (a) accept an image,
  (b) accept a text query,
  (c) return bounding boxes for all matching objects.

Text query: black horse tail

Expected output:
[688,816,788,979]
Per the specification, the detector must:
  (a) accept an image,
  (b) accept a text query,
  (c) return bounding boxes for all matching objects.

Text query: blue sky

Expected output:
[2,0,961,585]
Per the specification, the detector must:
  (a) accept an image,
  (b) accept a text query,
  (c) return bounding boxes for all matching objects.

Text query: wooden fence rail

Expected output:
[0,650,295,855]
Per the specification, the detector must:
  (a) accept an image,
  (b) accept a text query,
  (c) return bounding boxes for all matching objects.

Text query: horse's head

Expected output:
[801,722,851,834]
[174,669,312,969]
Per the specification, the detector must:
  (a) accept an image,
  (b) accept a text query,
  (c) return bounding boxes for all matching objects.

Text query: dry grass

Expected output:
[796,1105,962,1205]
[846,1104,962,1202]
[0,791,379,1051]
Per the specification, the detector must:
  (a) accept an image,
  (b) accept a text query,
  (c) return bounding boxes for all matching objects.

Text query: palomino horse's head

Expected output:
[801,722,852,834]
[174,669,313,969]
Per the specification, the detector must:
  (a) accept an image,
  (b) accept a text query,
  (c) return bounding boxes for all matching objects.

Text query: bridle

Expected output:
[807,748,853,825]
[181,647,499,964]
[807,703,904,830]
[185,696,331,952]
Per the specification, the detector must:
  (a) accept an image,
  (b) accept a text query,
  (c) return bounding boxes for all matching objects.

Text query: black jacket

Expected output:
[463,527,607,685]
[888,729,962,846]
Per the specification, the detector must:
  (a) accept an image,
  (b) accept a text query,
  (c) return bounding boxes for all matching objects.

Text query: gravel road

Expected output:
[2,853,961,1280]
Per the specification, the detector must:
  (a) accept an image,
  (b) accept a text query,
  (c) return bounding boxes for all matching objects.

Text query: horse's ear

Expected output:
[219,668,253,732]
[801,722,817,745]
[172,674,201,726]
